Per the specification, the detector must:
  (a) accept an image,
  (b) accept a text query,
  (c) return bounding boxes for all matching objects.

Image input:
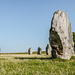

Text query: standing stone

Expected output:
[37,47,42,54]
[28,47,32,55]
[46,44,51,55]
[49,10,74,60]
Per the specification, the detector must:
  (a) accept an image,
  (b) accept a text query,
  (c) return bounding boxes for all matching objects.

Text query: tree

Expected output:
[73,32,75,50]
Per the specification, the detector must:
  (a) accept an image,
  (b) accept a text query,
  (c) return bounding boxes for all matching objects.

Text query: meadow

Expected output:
[0,52,75,75]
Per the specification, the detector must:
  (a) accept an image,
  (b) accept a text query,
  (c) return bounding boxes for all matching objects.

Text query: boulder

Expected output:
[37,47,42,54]
[49,10,74,59]
[46,44,51,55]
[28,47,32,55]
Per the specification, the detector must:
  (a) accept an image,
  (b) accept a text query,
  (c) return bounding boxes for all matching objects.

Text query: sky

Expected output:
[0,0,75,53]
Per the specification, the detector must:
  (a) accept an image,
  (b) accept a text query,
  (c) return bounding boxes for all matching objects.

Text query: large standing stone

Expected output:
[28,47,32,55]
[37,47,42,54]
[49,10,74,60]
[46,44,51,55]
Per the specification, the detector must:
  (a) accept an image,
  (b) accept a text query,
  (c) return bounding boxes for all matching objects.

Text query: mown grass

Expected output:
[0,54,75,75]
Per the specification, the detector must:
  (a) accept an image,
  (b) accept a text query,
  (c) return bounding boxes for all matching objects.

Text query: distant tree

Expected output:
[73,32,75,50]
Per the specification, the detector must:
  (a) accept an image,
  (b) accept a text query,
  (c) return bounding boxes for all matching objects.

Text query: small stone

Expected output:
[37,47,42,54]
[46,44,51,55]
[28,47,32,55]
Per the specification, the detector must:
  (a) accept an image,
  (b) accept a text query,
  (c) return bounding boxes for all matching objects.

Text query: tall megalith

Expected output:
[49,10,74,59]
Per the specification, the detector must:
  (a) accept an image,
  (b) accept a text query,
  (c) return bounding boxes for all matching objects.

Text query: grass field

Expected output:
[0,53,75,75]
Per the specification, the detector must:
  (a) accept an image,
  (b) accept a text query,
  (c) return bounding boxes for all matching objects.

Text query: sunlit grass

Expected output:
[0,54,75,75]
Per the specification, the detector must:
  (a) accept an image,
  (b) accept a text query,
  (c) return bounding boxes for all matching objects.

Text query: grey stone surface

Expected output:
[49,10,74,60]
[37,47,42,54]
[46,44,51,55]
[28,47,32,55]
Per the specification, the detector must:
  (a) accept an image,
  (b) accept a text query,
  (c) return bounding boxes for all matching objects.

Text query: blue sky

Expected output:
[0,0,75,53]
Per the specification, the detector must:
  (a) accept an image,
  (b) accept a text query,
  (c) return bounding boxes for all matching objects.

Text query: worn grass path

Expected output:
[0,54,75,75]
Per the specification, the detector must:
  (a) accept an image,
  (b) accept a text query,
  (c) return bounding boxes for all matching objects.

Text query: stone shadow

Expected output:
[14,57,68,62]
[14,57,52,60]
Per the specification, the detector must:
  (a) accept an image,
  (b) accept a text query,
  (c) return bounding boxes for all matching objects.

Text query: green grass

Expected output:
[0,54,75,75]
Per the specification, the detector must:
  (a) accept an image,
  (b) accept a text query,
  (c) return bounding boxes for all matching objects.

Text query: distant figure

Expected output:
[28,47,32,55]
[46,44,51,55]
[37,47,42,55]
